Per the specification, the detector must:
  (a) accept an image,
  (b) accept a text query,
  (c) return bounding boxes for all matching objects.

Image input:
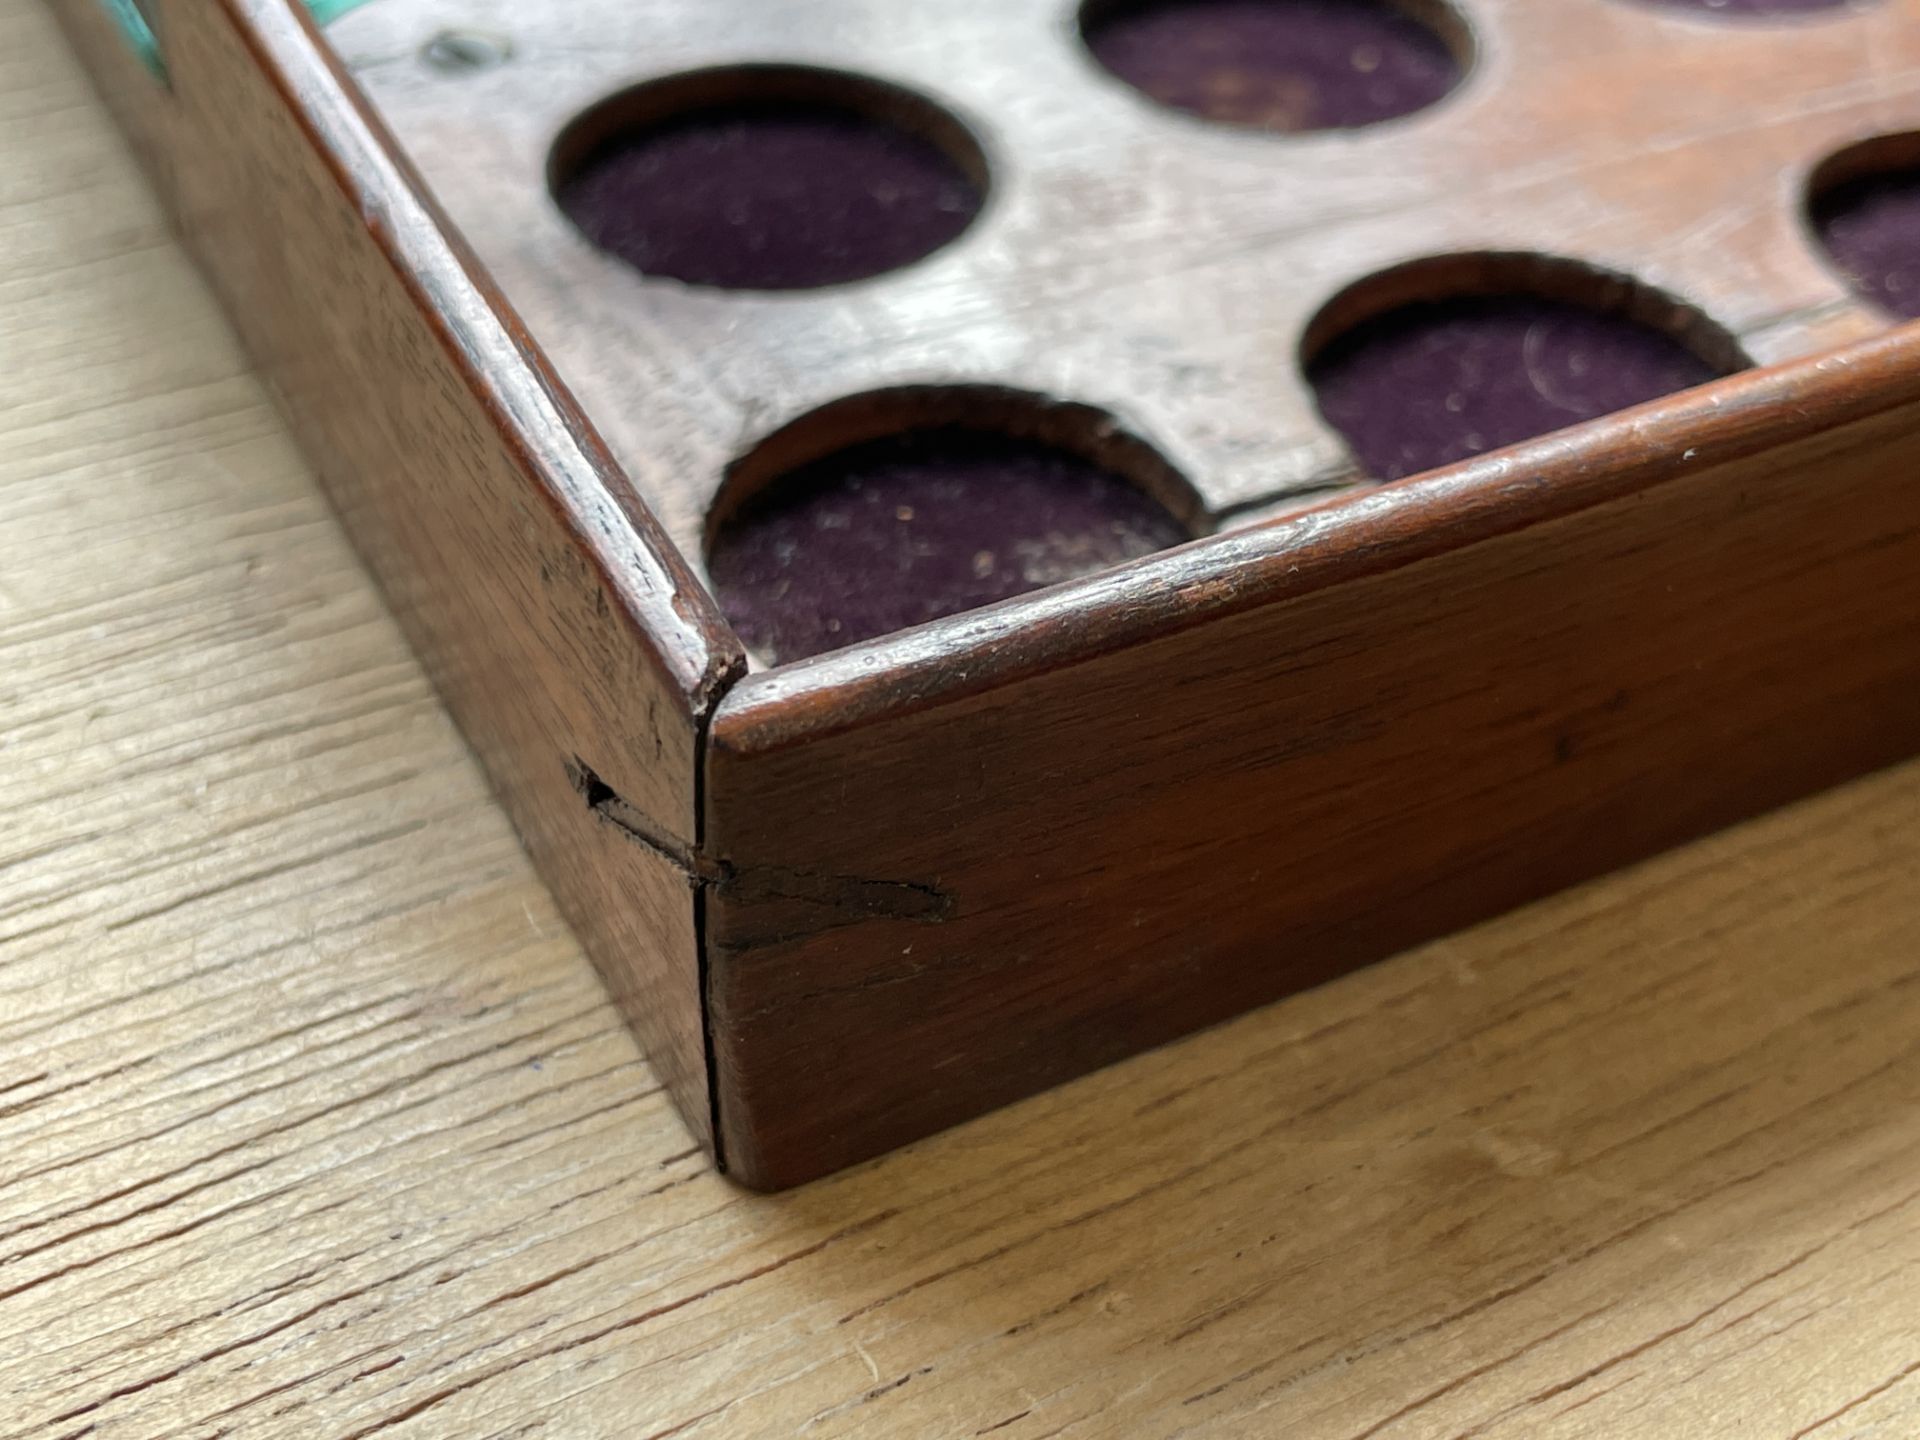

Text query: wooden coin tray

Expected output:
[50,0,1920,1187]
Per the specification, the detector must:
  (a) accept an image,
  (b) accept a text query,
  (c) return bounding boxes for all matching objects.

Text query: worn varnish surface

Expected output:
[47,0,744,1150]
[10,12,1920,1432]
[333,0,1920,547]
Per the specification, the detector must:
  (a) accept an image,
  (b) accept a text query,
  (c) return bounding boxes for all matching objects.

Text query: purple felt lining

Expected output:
[1083,0,1462,131]
[706,430,1190,664]
[1309,296,1726,482]
[555,102,982,290]
[1813,166,1920,319]
[1634,0,1869,15]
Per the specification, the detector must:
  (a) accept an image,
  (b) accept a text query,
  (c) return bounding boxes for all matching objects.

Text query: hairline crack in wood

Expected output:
[567,757,954,935]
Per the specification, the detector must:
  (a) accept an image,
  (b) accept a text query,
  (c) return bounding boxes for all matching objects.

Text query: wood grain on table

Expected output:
[7,2,1920,1435]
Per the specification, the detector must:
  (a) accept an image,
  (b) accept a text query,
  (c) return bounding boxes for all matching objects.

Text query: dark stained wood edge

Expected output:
[717,323,1920,751]
[239,0,744,708]
[47,0,747,1155]
[706,329,1920,1187]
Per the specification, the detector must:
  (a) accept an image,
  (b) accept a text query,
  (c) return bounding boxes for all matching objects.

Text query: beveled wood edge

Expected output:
[223,0,1920,772]
[224,0,747,715]
[53,0,750,1156]
[206,0,751,1162]
[713,321,1920,754]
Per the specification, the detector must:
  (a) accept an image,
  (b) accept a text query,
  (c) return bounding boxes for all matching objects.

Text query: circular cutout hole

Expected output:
[1080,0,1470,132]
[1625,0,1873,18]
[706,391,1199,664]
[550,67,988,291]
[1304,255,1748,481]
[1809,133,1920,320]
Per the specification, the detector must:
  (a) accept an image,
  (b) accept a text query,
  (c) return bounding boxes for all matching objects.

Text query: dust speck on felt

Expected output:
[1085,0,1462,131]
[1309,296,1726,482]
[556,104,982,290]
[1814,166,1920,319]
[707,430,1189,664]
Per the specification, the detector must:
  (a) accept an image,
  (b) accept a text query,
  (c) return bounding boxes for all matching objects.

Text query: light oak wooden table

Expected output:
[7,3,1920,1434]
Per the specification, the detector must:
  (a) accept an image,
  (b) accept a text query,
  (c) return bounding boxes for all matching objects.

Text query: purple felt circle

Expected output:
[1082,0,1466,132]
[1811,161,1920,319]
[553,80,985,291]
[1309,295,1729,482]
[1628,0,1871,17]
[707,429,1191,664]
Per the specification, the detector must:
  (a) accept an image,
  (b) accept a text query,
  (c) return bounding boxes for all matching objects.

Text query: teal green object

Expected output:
[101,0,377,77]
[307,0,375,21]
[98,0,161,74]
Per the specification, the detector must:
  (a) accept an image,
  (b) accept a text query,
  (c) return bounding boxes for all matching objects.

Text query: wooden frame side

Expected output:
[47,0,747,1150]
[707,330,1920,1188]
